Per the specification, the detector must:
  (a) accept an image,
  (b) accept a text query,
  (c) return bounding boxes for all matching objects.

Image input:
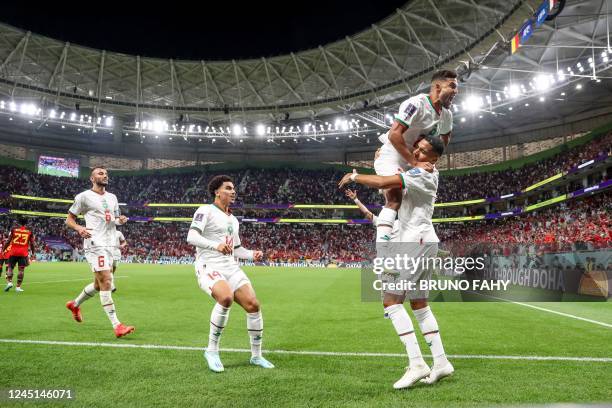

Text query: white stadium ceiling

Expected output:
[0,0,610,160]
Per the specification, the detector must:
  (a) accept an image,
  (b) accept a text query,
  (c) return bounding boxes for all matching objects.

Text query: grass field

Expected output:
[1,263,611,407]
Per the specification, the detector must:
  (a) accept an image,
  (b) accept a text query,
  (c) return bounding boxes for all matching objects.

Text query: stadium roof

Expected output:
[0,0,611,161]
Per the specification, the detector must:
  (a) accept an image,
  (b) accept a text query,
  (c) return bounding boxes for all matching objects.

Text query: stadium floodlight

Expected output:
[508,107,513,111]
[495,92,502,101]
[576,83,582,90]
[534,74,551,91]
[152,120,167,133]
[341,120,349,131]
[463,95,483,112]
[508,84,521,98]
[561,92,566,96]
[188,124,195,133]
[539,96,545,102]
[557,70,565,81]
[212,138,216,142]
[205,126,210,133]
[0,101,4,109]
[334,118,341,130]
[105,116,113,127]
[70,113,76,121]
[460,117,466,122]
[256,124,265,136]
[9,101,17,112]
[525,103,529,107]
[321,137,325,141]
[49,109,56,118]
[20,103,37,116]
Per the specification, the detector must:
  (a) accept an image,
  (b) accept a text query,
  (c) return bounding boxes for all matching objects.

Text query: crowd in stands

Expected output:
[0,133,608,206]
[0,131,609,265]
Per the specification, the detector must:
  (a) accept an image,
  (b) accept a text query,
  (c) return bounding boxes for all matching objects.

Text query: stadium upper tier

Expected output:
[0,131,608,206]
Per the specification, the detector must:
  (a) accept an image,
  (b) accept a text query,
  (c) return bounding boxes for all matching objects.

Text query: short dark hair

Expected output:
[90,166,106,175]
[431,69,458,83]
[208,175,233,197]
[17,217,27,226]
[423,135,445,157]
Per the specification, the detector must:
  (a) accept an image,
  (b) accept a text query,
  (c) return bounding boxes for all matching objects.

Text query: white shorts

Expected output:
[374,143,408,176]
[84,248,114,272]
[195,262,251,296]
[381,242,438,299]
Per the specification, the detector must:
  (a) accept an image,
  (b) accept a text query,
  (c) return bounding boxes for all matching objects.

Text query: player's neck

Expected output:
[428,92,442,114]
[91,185,106,195]
[213,199,230,214]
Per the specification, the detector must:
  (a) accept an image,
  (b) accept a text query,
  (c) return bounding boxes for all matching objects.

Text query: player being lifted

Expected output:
[65,167,134,338]
[187,175,274,372]
[374,70,457,244]
[340,135,454,389]
[3,218,35,292]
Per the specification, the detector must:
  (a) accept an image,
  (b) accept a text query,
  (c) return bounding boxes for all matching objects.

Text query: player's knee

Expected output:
[217,295,233,308]
[410,299,428,310]
[243,298,260,313]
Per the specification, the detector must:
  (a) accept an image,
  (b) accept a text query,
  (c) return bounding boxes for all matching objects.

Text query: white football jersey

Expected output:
[189,204,241,268]
[69,190,121,249]
[397,167,440,243]
[379,93,453,145]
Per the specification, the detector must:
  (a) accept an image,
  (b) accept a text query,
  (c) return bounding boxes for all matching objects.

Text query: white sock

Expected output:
[376,208,397,242]
[413,306,448,368]
[99,291,120,328]
[111,274,116,292]
[247,311,263,358]
[74,283,98,307]
[208,303,231,353]
[385,304,425,368]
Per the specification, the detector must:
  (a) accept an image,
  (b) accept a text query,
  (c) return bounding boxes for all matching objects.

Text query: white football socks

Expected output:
[247,311,264,358]
[413,306,448,368]
[208,303,231,353]
[99,291,120,328]
[385,304,426,368]
[74,283,98,307]
[376,208,397,243]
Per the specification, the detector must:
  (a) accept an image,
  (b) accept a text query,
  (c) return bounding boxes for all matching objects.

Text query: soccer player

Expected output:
[64,167,134,338]
[340,135,454,389]
[373,70,457,246]
[187,175,273,372]
[0,242,11,279]
[111,230,126,292]
[3,218,35,292]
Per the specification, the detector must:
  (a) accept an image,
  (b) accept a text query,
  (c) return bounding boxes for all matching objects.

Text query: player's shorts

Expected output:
[195,261,251,296]
[7,256,29,268]
[374,143,408,176]
[84,248,114,272]
[380,242,438,299]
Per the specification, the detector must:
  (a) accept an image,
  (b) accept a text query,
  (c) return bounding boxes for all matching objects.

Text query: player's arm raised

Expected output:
[345,189,374,221]
[339,171,402,190]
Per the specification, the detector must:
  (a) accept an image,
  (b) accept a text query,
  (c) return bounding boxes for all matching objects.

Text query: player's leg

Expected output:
[0,259,4,278]
[14,257,26,292]
[66,256,100,322]
[234,281,274,369]
[377,188,402,243]
[195,264,233,372]
[383,292,430,389]
[4,258,16,291]
[111,261,117,292]
[92,251,134,337]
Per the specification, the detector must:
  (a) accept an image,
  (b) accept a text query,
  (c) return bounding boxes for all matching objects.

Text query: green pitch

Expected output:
[1,263,610,407]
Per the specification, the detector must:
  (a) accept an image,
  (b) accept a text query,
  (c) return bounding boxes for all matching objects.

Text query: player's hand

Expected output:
[216,243,233,255]
[117,215,128,225]
[414,162,434,173]
[253,251,263,262]
[120,243,127,249]
[345,189,357,200]
[77,226,92,238]
[339,170,357,189]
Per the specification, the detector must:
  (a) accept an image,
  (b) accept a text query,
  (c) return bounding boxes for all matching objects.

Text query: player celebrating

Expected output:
[3,218,35,293]
[344,188,399,242]
[340,135,453,389]
[374,70,457,245]
[187,175,273,373]
[65,167,134,338]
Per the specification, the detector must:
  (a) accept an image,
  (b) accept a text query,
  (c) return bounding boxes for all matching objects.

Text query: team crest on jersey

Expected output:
[227,224,234,235]
[194,213,203,222]
[427,124,440,137]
